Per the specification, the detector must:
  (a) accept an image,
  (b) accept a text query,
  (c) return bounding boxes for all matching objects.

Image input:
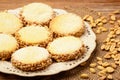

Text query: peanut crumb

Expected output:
[80,62,87,66]
[83,15,90,20]
[112,10,120,14]
[97,66,105,70]
[111,63,117,69]
[90,68,96,74]
[110,15,116,21]
[106,67,114,73]
[98,12,102,16]
[97,61,103,65]
[96,57,102,61]
[104,53,111,59]
[107,74,113,79]
[109,20,115,24]
[98,70,106,77]
[90,63,97,68]
[102,62,110,67]
[99,76,106,80]
[80,73,89,79]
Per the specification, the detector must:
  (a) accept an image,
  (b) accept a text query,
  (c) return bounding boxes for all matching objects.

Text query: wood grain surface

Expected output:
[0,0,120,80]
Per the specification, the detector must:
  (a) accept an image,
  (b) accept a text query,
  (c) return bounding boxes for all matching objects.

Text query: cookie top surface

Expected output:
[12,46,50,64]
[47,36,83,55]
[16,25,52,44]
[49,13,84,35]
[0,12,23,34]
[21,3,54,24]
[0,34,18,52]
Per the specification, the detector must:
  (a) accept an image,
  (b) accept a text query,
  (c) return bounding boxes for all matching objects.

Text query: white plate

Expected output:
[0,8,96,77]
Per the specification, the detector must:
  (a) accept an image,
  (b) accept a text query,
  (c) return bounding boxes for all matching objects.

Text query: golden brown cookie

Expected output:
[0,34,19,60]
[0,12,23,34]
[20,3,54,25]
[49,13,85,37]
[47,36,85,62]
[11,46,52,71]
[15,25,52,48]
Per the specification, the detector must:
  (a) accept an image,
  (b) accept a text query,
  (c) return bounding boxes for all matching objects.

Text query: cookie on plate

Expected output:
[49,13,85,37]
[0,34,18,60]
[15,25,52,48]
[20,3,54,25]
[11,46,52,71]
[47,36,86,62]
[0,12,23,34]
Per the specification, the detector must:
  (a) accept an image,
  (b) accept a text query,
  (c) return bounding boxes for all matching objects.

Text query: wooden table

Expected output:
[0,0,120,80]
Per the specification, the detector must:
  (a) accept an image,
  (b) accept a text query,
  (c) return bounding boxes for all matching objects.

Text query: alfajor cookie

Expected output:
[49,13,85,37]
[15,25,52,47]
[11,46,52,71]
[0,34,18,60]
[20,3,54,25]
[47,36,85,62]
[0,12,23,34]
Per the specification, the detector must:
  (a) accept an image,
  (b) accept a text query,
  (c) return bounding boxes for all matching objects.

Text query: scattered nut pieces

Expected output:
[106,67,114,73]
[80,73,89,79]
[90,68,96,74]
[97,22,103,26]
[95,18,102,24]
[102,19,107,24]
[104,52,111,59]
[111,63,117,69]
[90,63,97,68]
[117,20,120,25]
[97,66,105,70]
[83,15,90,20]
[80,62,87,66]
[110,15,116,21]
[96,57,102,61]
[98,70,106,77]
[101,44,106,50]
[102,62,110,67]
[112,10,120,14]
[97,61,103,65]
[91,22,97,28]
[82,9,120,79]
[96,29,101,34]
[99,76,106,80]
[86,16,94,23]
[107,74,113,79]
[109,20,114,24]
[97,12,102,16]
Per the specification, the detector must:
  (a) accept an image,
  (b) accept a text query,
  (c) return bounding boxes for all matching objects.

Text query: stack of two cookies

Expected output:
[0,3,86,71]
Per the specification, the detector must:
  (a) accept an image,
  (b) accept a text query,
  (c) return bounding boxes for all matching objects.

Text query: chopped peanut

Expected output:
[80,73,89,79]
[90,68,96,74]
[96,57,102,61]
[110,15,116,21]
[97,66,105,70]
[102,62,110,67]
[106,67,114,73]
[111,63,117,69]
[107,74,113,79]
[90,63,97,67]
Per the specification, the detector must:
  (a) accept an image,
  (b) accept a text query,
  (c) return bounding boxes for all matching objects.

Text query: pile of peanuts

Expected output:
[80,10,120,80]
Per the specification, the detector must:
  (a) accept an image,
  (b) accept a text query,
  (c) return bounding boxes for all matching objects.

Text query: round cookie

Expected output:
[11,46,52,71]
[20,3,54,25]
[0,34,18,60]
[47,36,85,62]
[49,13,85,37]
[0,12,23,34]
[15,25,52,47]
